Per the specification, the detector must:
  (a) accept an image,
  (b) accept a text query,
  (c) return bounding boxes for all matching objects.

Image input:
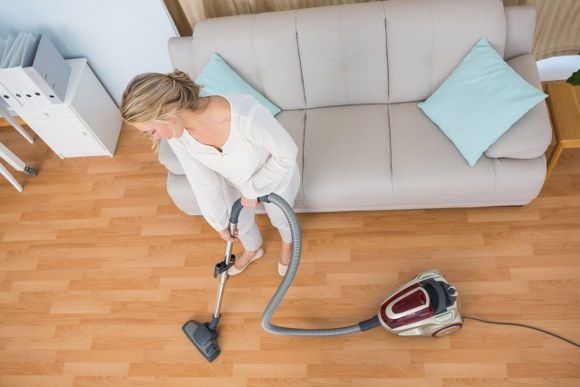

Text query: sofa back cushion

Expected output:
[296,1,389,109]
[190,11,306,110]
[188,0,507,109]
[385,0,506,104]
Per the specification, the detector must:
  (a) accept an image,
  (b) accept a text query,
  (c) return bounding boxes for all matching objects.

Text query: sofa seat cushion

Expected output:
[274,109,306,208]
[389,102,546,198]
[159,139,184,175]
[166,172,200,216]
[303,104,392,209]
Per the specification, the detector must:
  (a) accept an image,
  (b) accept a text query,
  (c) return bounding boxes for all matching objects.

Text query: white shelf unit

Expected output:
[12,58,121,159]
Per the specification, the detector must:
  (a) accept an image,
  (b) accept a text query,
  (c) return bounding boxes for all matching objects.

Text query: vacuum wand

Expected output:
[210,222,236,326]
[183,193,383,362]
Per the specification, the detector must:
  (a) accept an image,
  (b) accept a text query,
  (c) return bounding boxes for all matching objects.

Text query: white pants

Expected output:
[223,166,301,251]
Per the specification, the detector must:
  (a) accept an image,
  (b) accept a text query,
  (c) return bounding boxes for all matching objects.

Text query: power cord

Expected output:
[463,315,579,348]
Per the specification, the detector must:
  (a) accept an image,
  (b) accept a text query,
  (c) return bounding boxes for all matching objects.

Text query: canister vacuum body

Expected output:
[378,270,463,338]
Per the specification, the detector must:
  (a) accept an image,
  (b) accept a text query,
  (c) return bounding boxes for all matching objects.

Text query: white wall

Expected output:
[0,0,178,105]
[537,55,580,82]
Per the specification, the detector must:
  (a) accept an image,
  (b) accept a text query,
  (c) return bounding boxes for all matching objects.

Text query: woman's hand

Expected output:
[218,228,238,243]
[241,195,258,208]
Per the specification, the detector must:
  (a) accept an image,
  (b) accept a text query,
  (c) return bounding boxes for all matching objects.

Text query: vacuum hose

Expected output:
[229,193,379,336]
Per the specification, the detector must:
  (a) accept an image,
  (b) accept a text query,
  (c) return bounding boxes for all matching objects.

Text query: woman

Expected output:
[121,70,300,276]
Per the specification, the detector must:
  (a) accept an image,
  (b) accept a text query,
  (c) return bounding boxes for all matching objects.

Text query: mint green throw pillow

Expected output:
[418,37,547,166]
[195,52,281,116]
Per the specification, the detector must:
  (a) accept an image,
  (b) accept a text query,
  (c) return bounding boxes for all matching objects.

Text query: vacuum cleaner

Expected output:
[182,192,463,362]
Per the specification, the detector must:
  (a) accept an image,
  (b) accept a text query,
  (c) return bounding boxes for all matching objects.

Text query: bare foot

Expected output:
[279,242,292,266]
[234,249,260,270]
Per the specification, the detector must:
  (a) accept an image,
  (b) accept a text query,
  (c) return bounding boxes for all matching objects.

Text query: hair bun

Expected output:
[167,69,190,83]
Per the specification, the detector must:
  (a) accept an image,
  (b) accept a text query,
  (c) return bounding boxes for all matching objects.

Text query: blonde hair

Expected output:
[121,69,207,152]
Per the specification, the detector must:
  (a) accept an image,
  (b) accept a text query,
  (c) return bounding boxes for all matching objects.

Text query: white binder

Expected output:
[23,34,71,104]
[11,33,47,106]
[0,34,30,106]
[0,32,70,107]
[0,80,19,108]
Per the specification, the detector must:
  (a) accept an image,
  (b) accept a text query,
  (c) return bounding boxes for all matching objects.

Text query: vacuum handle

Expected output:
[228,195,271,226]
[424,279,448,315]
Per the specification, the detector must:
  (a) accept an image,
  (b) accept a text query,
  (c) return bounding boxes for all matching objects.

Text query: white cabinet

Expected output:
[13,58,121,159]
[24,118,104,157]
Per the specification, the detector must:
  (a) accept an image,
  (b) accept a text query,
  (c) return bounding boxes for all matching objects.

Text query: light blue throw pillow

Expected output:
[418,37,547,167]
[195,52,281,116]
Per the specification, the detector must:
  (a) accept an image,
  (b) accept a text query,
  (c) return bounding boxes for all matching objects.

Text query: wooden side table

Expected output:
[543,80,580,177]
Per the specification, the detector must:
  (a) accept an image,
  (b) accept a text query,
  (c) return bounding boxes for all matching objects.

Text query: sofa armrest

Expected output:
[485,54,552,160]
[504,6,535,61]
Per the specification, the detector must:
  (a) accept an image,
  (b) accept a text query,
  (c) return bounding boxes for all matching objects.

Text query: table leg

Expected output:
[546,142,564,178]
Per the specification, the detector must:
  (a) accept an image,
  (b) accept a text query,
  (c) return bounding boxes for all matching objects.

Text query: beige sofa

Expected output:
[159,0,551,216]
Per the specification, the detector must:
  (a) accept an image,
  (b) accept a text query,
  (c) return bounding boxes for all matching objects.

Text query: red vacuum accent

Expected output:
[392,289,427,313]
[380,283,434,329]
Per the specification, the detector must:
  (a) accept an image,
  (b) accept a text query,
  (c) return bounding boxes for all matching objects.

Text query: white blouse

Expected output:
[167,92,299,232]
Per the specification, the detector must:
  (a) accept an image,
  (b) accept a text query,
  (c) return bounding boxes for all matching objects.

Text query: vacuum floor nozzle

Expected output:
[182,320,221,362]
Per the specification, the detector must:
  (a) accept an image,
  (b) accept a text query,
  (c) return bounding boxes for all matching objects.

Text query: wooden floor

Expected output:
[0,123,579,387]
